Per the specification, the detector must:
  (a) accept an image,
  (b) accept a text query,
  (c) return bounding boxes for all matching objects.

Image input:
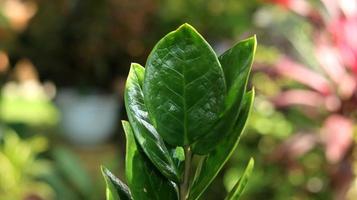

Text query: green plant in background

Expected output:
[0,128,53,200]
[101,24,256,200]
[0,127,97,200]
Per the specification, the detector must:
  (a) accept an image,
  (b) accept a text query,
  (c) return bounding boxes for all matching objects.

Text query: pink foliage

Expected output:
[268,0,312,16]
[322,115,353,163]
[329,16,357,76]
[276,57,332,95]
[269,0,357,165]
[272,0,357,105]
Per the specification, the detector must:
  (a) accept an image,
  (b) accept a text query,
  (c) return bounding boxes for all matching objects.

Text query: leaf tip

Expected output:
[101,165,113,177]
[121,120,132,137]
[121,120,129,127]
[252,34,257,43]
[130,62,143,69]
[130,62,137,66]
[178,23,195,31]
[250,87,256,96]
[174,23,202,38]
[101,165,110,185]
[252,35,257,55]
[243,35,257,51]
[129,63,144,77]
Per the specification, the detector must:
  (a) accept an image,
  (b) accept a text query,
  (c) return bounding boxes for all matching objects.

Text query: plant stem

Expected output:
[180,146,192,200]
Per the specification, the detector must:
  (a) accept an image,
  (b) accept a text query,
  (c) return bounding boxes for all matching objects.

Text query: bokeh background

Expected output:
[1,0,357,199]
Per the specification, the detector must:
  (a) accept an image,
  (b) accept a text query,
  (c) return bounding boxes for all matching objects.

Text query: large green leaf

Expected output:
[101,166,132,200]
[123,121,178,200]
[143,23,226,146]
[192,36,256,154]
[188,90,255,200]
[124,63,179,182]
[224,158,254,200]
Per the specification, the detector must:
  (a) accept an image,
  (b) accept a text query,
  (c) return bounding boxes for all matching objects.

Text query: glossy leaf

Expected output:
[221,36,256,110]
[101,166,132,200]
[124,63,179,182]
[224,158,254,200]
[188,90,255,200]
[143,23,226,146]
[192,36,257,154]
[123,121,178,200]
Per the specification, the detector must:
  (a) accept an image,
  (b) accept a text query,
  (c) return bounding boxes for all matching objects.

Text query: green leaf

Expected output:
[192,36,257,155]
[124,63,180,182]
[123,121,178,200]
[170,146,185,178]
[188,90,255,200]
[101,166,132,200]
[143,23,226,146]
[221,36,256,110]
[224,158,254,200]
[52,147,93,198]
[173,146,185,162]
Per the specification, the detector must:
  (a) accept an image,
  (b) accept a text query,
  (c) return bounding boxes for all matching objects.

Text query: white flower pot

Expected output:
[56,89,120,146]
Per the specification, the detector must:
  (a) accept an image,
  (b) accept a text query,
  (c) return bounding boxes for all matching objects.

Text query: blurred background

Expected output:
[0,0,357,199]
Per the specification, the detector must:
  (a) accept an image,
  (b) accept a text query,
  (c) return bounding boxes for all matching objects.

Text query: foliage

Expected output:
[230,0,357,199]
[261,0,357,164]
[0,127,97,200]
[50,147,95,200]
[102,24,256,200]
[0,128,54,200]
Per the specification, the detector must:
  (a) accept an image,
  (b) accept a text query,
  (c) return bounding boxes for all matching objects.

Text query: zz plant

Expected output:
[101,23,256,200]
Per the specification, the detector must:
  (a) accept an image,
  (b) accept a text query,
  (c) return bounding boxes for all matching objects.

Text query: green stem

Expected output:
[180,146,192,200]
